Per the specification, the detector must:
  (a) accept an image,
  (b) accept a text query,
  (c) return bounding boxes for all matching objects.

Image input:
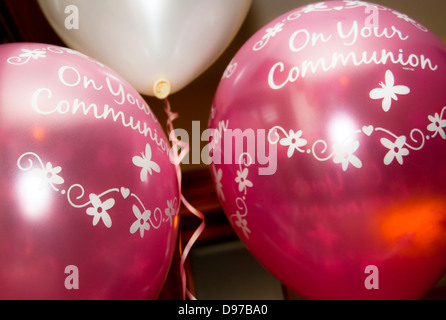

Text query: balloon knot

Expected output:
[153,79,171,100]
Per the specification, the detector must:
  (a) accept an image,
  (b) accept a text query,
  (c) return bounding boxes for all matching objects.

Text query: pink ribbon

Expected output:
[164,99,205,300]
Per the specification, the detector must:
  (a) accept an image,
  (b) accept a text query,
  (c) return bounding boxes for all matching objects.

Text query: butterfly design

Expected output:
[369,70,410,112]
[132,144,160,182]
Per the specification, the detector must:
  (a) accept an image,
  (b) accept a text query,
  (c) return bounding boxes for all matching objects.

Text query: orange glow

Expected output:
[340,76,349,86]
[174,214,179,230]
[33,127,45,141]
[379,197,446,255]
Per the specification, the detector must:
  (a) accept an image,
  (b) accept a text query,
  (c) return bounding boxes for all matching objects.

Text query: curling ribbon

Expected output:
[164,98,206,300]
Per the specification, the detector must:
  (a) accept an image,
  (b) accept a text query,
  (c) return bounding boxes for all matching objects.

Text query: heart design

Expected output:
[362,125,374,136]
[121,187,130,199]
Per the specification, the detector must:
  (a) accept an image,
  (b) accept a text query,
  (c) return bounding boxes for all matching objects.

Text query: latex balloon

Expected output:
[209,1,446,299]
[0,43,179,299]
[37,0,252,98]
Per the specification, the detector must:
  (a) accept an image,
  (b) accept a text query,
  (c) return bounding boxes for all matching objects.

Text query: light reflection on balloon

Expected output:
[16,171,52,220]
[328,114,357,145]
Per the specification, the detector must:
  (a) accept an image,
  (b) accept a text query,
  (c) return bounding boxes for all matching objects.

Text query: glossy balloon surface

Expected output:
[38,0,252,97]
[0,43,179,299]
[209,1,446,299]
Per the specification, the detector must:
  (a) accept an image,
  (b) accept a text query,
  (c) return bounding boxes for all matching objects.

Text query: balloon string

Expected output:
[163,98,205,300]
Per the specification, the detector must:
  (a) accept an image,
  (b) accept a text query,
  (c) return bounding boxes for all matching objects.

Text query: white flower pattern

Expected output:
[301,2,328,13]
[269,105,444,171]
[130,205,151,238]
[264,22,284,38]
[381,136,410,165]
[235,168,253,193]
[16,151,178,239]
[164,199,177,226]
[32,162,64,191]
[253,22,285,51]
[19,49,46,59]
[344,1,373,7]
[86,193,115,228]
[332,141,362,171]
[427,112,446,139]
[391,10,428,32]
[213,166,225,201]
[280,129,308,158]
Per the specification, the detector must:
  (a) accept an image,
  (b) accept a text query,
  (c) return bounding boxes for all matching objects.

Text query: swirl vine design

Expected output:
[17,152,178,238]
[229,153,254,239]
[269,105,445,171]
[7,46,104,66]
[221,60,238,79]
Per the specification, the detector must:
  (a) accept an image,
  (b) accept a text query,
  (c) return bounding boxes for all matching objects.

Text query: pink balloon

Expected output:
[209,1,446,299]
[0,43,179,299]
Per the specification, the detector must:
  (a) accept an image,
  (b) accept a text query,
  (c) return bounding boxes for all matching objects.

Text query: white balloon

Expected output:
[38,0,252,98]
